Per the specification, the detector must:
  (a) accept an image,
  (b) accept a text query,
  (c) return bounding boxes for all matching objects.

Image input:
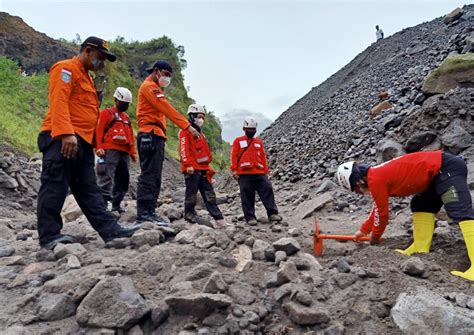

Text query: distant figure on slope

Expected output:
[337,151,474,282]
[231,117,282,226]
[376,25,384,41]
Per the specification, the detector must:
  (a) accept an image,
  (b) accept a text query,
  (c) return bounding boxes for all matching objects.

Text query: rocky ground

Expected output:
[0,144,474,334]
[1,5,474,335]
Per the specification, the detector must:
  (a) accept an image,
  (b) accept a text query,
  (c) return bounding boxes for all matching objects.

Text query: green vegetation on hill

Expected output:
[0,36,230,169]
[0,57,49,153]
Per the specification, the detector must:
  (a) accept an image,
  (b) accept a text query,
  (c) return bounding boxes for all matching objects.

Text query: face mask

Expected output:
[91,58,105,71]
[245,130,257,138]
[117,102,129,112]
[158,76,171,88]
[194,118,204,127]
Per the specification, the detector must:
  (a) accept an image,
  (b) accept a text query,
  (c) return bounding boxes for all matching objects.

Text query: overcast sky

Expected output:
[1,0,468,140]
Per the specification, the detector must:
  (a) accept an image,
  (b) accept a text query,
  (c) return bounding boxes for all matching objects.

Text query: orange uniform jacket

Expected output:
[136,77,190,138]
[95,106,137,156]
[179,129,212,172]
[231,135,269,175]
[360,151,443,239]
[41,56,99,144]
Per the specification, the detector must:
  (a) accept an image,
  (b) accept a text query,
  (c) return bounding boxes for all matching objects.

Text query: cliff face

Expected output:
[0,12,75,73]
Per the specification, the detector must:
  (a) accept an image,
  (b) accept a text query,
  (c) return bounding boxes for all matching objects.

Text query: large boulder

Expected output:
[273,238,301,256]
[391,286,474,334]
[283,302,330,326]
[441,119,473,154]
[37,293,76,321]
[165,293,232,318]
[76,276,149,329]
[443,7,464,24]
[377,139,405,163]
[295,193,334,220]
[422,53,474,95]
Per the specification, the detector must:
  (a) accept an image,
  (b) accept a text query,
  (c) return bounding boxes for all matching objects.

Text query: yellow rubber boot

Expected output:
[451,220,474,281]
[396,212,435,256]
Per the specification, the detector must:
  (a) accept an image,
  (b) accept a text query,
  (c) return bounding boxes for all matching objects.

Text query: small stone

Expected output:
[67,255,81,269]
[333,273,358,289]
[203,272,228,294]
[276,261,299,285]
[232,306,244,317]
[275,251,287,266]
[228,282,256,305]
[252,239,270,261]
[185,263,214,281]
[54,243,87,259]
[455,293,469,308]
[467,299,474,310]
[296,291,313,306]
[264,247,276,262]
[400,257,425,276]
[219,256,238,268]
[151,304,170,327]
[273,238,301,255]
[0,246,15,257]
[288,228,301,237]
[337,259,351,273]
[35,249,55,262]
[284,302,330,326]
[105,238,131,249]
[243,311,260,324]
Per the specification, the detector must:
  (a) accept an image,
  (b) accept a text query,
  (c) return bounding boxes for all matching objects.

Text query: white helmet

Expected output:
[337,161,355,191]
[187,103,205,115]
[243,117,257,128]
[113,87,132,103]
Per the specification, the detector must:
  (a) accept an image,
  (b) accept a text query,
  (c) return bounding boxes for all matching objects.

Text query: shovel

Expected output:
[313,218,371,256]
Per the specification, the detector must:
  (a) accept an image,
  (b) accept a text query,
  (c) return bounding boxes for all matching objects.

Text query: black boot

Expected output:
[100,224,140,243]
[40,235,74,250]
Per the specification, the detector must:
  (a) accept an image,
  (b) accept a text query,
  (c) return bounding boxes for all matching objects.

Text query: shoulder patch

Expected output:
[156,93,165,99]
[61,69,72,83]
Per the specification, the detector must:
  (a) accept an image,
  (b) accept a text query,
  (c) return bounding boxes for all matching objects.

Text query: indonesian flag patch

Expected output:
[61,69,72,83]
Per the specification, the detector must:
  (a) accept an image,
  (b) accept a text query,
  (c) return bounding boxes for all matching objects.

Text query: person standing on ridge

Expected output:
[36,36,139,250]
[135,60,199,225]
[376,25,384,41]
[95,87,137,214]
[231,117,282,226]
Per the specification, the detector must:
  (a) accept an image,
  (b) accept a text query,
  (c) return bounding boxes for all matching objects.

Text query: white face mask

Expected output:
[194,118,204,127]
[158,76,171,88]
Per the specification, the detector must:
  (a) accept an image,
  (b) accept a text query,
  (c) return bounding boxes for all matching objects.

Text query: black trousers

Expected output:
[136,133,165,217]
[411,153,474,222]
[96,149,130,208]
[36,132,118,245]
[184,171,223,220]
[238,174,278,221]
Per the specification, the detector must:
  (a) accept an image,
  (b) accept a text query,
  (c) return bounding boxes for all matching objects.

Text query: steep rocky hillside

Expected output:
[0,12,75,73]
[262,5,474,182]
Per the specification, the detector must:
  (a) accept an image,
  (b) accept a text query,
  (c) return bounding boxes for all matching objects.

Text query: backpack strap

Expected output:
[102,108,121,141]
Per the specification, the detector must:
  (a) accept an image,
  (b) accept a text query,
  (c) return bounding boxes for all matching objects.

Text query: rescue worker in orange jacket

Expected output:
[179,104,226,228]
[95,87,137,214]
[231,117,282,225]
[337,151,474,281]
[135,60,199,225]
[37,36,139,250]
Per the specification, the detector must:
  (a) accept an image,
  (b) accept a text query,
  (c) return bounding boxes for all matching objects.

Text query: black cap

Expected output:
[81,36,117,62]
[146,60,173,74]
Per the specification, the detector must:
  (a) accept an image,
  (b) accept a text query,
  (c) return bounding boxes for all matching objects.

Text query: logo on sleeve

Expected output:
[61,69,72,83]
